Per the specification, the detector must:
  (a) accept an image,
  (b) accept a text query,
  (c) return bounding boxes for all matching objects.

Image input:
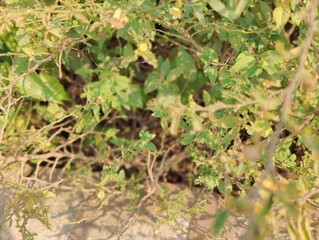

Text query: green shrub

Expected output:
[0,0,319,239]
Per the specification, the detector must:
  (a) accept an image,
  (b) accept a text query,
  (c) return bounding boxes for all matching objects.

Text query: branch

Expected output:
[265,0,319,175]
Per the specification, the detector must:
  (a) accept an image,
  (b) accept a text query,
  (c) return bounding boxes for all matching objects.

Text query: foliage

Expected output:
[0,0,319,239]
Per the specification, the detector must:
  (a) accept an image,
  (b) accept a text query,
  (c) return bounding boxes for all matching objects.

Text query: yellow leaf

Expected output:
[170,115,180,135]
[113,8,122,19]
[43,190,56,199]
[273,6,291,30]
[136,49,158,68]
[97,188,105,200]
[169,7,182,20]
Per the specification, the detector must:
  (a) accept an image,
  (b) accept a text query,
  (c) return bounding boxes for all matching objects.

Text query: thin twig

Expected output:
[265,0,319,176]
[242,1,319,239]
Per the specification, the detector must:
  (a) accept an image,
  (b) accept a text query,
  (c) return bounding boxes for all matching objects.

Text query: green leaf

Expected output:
[120,43,138,68]
[145,73,160,93]
[217,179,234,195]
[46,21,64,38]
[259,2,272,21]
[134,131,157,152]
[203,90,211,106]
[16,71,69,104]
[246,119,273,138]
[128,87,143,108]
[175,48,196,78]
[16,29,34,56]
[233,0,247,19]
[193,6,207,24]
[228,33,243,52]
[110,137,127,147]
[273,6,291,30]
[204,65,218,84]
[120,54,138,68]
[221,127,239,145]
[123,43,134,57]
[236,162,246,176]
[198,47,219,83]
[181,132,196,145]
[220,78,236,88]
[255,119,273,138]
[159,58,171,77]
[207,0,232,20]
[167,68,183,82]
[139,130,156,141]
[146,142,157,151]
[213,210,228,235]
[47,102,65,120]
[218,116,238,128]
[198,46,219,64]
[118,169,125,181]
[230,51,255,73]
[112,74,131,92]
[103,128,119,141]
[151,110,164,118]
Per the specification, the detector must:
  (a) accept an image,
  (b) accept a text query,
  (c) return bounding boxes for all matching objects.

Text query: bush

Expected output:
[1,0,319,239]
